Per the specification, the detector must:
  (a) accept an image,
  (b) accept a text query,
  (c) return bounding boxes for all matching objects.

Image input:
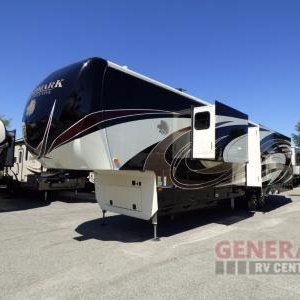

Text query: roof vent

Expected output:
[176,88,187,92]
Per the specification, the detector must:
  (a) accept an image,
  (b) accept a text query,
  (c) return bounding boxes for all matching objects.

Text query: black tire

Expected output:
[248,193,258,211]
[257,194,266,209]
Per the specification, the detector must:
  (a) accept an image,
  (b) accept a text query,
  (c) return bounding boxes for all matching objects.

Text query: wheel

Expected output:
[248,193,258,210]
[257,193,266,209]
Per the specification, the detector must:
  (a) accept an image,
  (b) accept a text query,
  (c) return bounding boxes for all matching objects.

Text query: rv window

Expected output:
[195,111,210,130]
[25,148,28,160]
[103,67,194,111]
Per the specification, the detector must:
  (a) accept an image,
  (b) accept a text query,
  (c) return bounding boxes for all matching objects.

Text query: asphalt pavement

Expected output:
[1,188,300,299]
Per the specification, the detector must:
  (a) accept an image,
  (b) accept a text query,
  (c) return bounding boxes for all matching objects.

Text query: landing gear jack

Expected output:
[101,210,107,225]
[152,213,160,241]
[247,189,265,211]
[230,197,235,210]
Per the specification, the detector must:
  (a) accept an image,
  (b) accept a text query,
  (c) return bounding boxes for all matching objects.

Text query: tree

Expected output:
[292,121,300,147]
[0,115,11,128]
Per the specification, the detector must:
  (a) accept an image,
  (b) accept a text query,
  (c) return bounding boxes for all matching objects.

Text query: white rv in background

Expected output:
[0,120,7,156]
[5,139,90,195]
[0,120,15,182]
[0,120,8,173]
[8,138,45,184]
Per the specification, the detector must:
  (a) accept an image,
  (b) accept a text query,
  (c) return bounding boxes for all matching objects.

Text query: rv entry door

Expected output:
[192,105,216,159]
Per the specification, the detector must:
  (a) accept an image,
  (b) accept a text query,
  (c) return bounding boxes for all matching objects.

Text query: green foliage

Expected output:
[292,121,300,147]
[0,115,11,128]
[292,134,300,147]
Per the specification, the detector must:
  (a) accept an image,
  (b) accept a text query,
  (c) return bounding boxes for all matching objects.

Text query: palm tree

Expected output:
[292,121,300,147]
[0,115,11,128]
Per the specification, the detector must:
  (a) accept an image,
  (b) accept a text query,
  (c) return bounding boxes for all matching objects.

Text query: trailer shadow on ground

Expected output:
[47,191,96,204]
[0,190,96,213]
[74,194,292,243]
[262,194,292,213]
[0,190,51,213]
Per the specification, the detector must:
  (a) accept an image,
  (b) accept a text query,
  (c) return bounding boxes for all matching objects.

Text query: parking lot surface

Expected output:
[1,188,300,299]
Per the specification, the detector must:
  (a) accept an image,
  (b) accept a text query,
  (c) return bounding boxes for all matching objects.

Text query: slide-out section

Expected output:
[191,101,248,163]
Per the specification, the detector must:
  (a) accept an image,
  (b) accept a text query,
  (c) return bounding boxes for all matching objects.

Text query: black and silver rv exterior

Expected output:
[5,138,89,193]
[259,125,293,191]
[22,57,293,236]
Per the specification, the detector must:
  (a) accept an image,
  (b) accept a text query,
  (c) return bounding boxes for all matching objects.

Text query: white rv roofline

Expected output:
[259,123,291,140]
[259,124,274,132]
[249,120,259,127]
[108,61,210,106]
[15,138,25,144]
[259,123,282,134]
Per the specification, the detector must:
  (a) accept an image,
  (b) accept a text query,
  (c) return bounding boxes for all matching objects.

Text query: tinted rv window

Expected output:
[195,112,210,130]
[23,59,106,149]
[103,67,198,111]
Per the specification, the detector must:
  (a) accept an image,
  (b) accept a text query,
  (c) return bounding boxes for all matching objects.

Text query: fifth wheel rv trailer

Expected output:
[21,57,293,238]
[5,138,89,196]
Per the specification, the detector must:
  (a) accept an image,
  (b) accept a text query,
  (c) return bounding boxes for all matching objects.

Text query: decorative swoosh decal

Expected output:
[38,100,56,159]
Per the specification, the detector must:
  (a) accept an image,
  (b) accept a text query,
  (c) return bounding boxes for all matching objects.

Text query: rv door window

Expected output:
[195,111,210,130]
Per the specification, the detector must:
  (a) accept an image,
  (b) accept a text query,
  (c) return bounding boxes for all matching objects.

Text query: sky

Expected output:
[0,0,299,138]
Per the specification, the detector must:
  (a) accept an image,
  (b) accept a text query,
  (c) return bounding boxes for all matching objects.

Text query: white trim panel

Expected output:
[247,126,262,187]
